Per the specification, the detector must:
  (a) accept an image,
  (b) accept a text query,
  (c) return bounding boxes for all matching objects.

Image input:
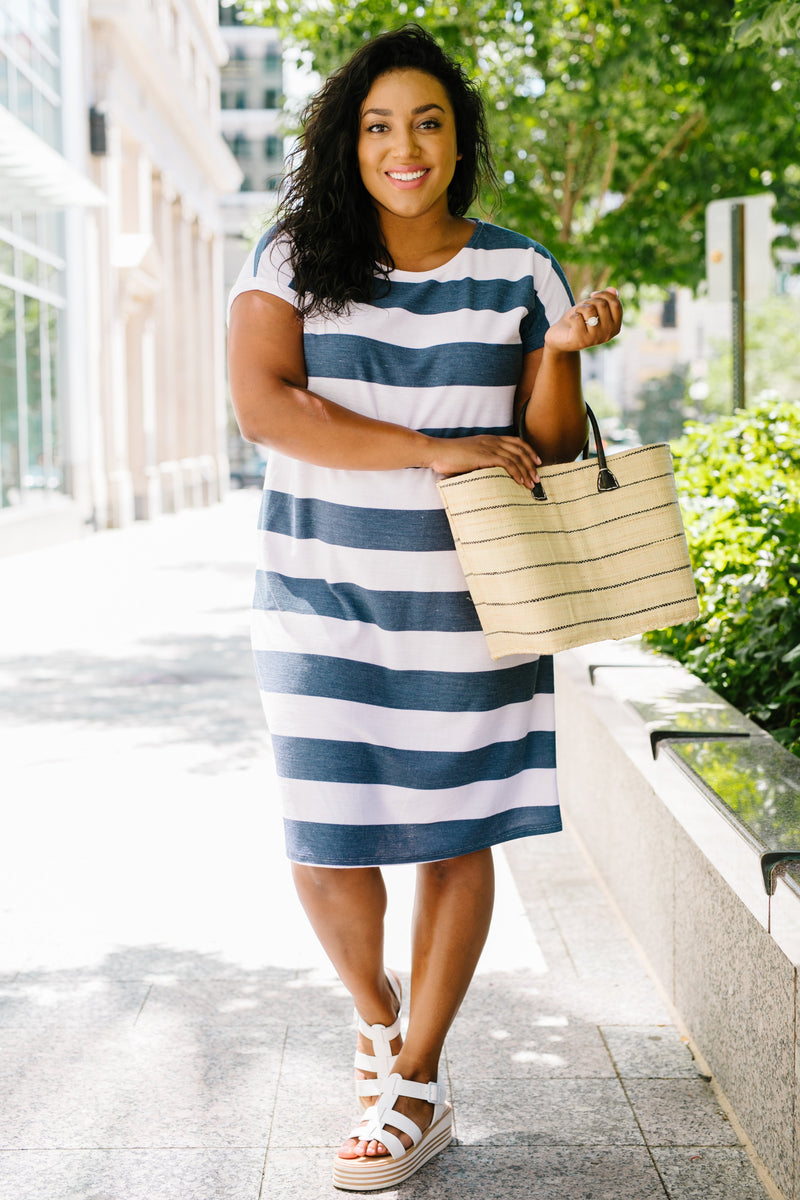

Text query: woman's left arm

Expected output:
[514,287,623,465]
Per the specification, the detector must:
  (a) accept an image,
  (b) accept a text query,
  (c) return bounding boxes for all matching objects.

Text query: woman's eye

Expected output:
[418,119,441,130]
[366,122,389,133]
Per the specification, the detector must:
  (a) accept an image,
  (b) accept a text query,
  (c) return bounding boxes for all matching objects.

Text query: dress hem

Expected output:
[284,812,563,869]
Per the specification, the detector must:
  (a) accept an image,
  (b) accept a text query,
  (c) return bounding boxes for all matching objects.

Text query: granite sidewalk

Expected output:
[0,491,772,1200]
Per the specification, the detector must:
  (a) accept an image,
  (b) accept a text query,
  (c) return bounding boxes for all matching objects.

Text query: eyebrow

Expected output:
[362,103,446,118]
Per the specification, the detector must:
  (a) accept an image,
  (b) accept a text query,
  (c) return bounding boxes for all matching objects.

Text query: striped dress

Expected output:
[229,219,574,867]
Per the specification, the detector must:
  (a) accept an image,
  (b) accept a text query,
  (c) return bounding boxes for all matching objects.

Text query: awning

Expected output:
[0,106,107,210]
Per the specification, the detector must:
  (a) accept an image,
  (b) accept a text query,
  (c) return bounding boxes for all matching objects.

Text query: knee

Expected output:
[419,849,493,887]
[292,862,382,897]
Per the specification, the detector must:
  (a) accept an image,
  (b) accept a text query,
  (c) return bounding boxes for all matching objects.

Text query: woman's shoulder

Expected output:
[251,224,294,274]
[228,224,296,319]
[471,219,556,260]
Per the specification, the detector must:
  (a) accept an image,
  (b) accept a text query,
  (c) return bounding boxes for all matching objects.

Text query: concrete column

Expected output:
[153,172,180,512]
[170,195,188,510]
[59,0,95,528]
[208,223,231,500]
[196,221,219,505]
[102,120,135,528]
[125,300,160,522]
[178,203,203,506]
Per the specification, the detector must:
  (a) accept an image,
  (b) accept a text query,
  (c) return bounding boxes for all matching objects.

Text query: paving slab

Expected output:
[0,1149,266,1200]
[653,1147,773,1200]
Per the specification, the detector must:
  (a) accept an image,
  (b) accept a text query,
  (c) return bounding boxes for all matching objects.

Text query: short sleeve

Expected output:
[520,245,575,353]
[227,226,296,321]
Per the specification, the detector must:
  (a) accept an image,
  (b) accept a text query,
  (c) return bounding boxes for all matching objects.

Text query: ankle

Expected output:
[389,1058,440,1085]
[353,974,400,1027]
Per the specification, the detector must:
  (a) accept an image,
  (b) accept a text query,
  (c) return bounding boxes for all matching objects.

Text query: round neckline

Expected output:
[388,219,483,279]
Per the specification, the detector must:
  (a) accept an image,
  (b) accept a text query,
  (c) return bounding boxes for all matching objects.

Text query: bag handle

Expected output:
[518,399,619,499]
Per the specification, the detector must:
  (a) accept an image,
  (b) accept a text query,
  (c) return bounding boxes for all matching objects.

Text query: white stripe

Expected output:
[263,454,449,511]
[261,691,555,751]
[534,255,574,323]
[299,378,515,434]
[255,530,469,592]
[308,304,527,350]
[279,771,559,826]
[251,608,539,672]
[389,243,552,285]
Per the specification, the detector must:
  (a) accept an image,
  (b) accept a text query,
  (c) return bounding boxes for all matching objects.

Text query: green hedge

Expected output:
[643,399,800,757]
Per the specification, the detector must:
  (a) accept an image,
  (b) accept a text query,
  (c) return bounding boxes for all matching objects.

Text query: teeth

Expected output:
[388,169,428,180]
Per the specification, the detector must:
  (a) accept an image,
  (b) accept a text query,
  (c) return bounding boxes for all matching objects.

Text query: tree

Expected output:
[240,0,800,297]
[732,0,800,45]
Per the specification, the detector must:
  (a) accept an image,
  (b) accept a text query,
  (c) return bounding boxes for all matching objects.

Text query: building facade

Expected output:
[217,1,286,476]
[0,0,241,554]
[217,2,284,291]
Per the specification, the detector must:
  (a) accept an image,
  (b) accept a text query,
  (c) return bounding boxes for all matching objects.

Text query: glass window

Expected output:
[0,50,9,110]
[0,211,64,510]
[24,294,43,487]
[46,303,60,484]
[1,2,61,149]
[0,237,13,278]
[0,286,20,506]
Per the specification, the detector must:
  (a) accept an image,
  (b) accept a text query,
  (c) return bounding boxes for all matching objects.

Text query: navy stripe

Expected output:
[370,275,535,315]
[254,570,481,632]
[258,489,454,552]
[254,651,553,712]
[519,294,549,352]
[473,224,552,254]
[418,425,513,439]
[272,730,556,788]
[285,806,563,867]
[304,335,523,388]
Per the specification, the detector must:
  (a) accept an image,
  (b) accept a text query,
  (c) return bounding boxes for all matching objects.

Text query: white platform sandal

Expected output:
[354,972,403,1111]
[333,1072,453,1192]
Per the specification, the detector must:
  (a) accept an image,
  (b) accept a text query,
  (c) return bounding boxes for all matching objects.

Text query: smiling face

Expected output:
[357,68,462,227]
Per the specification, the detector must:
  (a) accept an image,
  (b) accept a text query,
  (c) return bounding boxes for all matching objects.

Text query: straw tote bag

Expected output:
[437,405,699,659]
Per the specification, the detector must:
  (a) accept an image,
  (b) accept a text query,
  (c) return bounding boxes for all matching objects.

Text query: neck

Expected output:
[379,209,474,272]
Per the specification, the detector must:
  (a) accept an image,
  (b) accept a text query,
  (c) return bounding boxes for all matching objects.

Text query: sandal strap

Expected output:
[354,1066,397,1098]
[354,1011,403,1046]
[349,1074,447,1161]
[353,972,402,1081]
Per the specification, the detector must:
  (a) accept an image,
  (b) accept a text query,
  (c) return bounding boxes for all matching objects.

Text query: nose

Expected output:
[390,124,420,159]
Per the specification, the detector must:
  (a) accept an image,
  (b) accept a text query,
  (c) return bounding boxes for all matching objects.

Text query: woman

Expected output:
[228,24,622,1191]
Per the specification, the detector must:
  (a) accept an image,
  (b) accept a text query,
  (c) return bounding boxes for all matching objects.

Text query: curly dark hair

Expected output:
[276,25,498,318]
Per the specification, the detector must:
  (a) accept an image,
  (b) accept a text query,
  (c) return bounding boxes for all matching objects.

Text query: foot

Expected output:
[339,1071,438,1160]
[353,972,403,1106]
[339,1093,435,1159]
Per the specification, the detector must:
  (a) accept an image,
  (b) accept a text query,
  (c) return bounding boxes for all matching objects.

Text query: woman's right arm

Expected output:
[227,290,541,487]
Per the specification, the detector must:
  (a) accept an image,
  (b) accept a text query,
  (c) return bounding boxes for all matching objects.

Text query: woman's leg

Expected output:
[291,863,403,1089]
[341,848,495,1158]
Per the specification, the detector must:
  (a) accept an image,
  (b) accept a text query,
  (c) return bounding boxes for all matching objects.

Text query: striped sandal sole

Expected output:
[332,1103,453,1192]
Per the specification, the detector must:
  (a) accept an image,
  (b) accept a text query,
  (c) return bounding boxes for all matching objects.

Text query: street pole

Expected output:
[731,202,746,411]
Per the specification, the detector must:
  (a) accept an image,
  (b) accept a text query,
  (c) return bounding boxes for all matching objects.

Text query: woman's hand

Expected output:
[423,434,541,488]
[544,287,623,354]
